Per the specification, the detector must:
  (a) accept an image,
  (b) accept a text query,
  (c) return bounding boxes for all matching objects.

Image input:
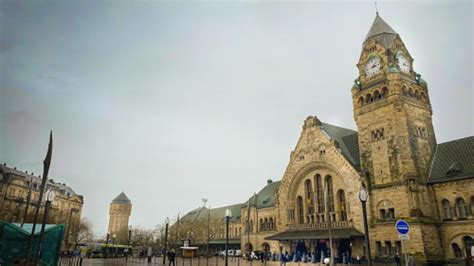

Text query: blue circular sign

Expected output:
[395,219,410,235]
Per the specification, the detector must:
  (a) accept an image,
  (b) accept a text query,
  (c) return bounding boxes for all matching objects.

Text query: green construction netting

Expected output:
[0,221,64,265]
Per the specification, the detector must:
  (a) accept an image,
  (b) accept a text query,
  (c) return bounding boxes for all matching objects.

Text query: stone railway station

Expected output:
[174,14,474,264]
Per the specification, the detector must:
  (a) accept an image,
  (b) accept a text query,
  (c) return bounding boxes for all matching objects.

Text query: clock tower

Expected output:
[351,14,437,217]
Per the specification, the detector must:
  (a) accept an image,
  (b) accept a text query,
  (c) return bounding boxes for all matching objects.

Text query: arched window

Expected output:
[414,90,420,99]
[402,86,407,95]
[442,199,452,220]
[358,97,364,107]
[235,227,238,236]
[471,196,474,217]
[264,218,268,231]
[374,90,381,100]
[297,196,304,224]
[408,88,413,96]
[259,218,264,231]
[366,94,373,104]
[381,87,388,98]
[316,175,325,213]
[456,198,468,219]
[337,190,347,221]
[239,227,242,236]
[452,243,463,258]
[269,217,274,230]
[326,176,335,221]
[463,236,473,258]
[305,179,314,215]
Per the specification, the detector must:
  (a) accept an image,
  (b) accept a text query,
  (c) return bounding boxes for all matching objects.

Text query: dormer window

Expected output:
[319,145,326,155]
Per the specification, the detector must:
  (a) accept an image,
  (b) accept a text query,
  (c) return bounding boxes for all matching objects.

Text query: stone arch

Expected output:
[442,199,452,220]
[452,243,463,258]
[402,86,407,95]
[414,90,420,99]
[374,90,381,100]
[337,189,347,221]
[358,96,364,107]
[381,86,388,98]
[408,87,413,96]
[326,175,335,221]
[245,243,253,252]
[296,196,304,224]
[366,93,373,104]
[455,197,469,219]
[259,218,264,231]
[262,242,271,252]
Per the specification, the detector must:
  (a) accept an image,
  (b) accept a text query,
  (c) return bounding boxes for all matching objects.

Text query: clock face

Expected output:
[365,57,382,78]
[398,53,410,73]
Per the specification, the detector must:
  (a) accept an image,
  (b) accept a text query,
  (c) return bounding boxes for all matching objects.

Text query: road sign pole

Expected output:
[403,240,408,266]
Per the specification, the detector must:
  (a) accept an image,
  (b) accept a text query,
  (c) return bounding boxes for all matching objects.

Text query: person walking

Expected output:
[394,253,401,266]
[280,251,288,266]
[167,249,176,266]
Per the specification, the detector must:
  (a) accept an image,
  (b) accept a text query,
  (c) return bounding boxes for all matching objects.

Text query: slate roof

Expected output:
[364,14,398,48]
[320,122,360,170]
[0,164,79,198]
[179,203,243,223]
[428,136,474,183]
[245,180,281,209]
[112,192,132,204]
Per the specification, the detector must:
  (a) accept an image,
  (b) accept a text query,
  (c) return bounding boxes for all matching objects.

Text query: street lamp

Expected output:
[34,189,56,265]
[105,232,110,258]
[163,217,170,264]
[225,208,232,266]
[126,225,132,261]
[358,187,372,266]
[112,234,117,258]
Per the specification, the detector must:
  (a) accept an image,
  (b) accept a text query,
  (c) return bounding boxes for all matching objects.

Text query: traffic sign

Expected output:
[398,234,410,240]
[395,219,410,235]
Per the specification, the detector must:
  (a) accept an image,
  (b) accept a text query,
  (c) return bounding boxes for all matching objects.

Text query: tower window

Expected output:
[371,128,385,141]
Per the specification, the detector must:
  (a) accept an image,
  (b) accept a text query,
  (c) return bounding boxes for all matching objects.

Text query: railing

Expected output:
[287,221,352,230]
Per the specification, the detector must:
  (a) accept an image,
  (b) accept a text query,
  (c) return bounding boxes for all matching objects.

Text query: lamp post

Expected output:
[163,217,170,265]
[225,208,232,266]
[34,189,56,265]
[105,232,110,258]
[358,187,372,266]
[126,225,132,261]
[112,234,117,258]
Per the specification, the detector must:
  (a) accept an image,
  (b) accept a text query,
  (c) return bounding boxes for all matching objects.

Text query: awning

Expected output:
[208,239,241,245]
[265,228,364,241]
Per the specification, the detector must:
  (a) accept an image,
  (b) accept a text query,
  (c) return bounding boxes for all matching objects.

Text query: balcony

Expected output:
[288,221,353,230]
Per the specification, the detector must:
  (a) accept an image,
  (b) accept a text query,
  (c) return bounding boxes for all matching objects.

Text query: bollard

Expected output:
[237,257,240,266]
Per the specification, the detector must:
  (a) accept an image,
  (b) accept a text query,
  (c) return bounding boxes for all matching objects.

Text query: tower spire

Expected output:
[375,1,379,15]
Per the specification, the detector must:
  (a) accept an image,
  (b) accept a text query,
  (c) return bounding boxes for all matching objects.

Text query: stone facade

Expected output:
[178,14,474,264]
[0,163,84,250]
[108,192,132,244]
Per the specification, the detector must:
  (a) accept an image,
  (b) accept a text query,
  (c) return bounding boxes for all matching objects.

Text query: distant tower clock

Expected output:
[364,57,382,78]
[397,52,410,73]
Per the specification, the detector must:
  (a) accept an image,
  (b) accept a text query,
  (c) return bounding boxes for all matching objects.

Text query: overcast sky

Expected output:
[1,0,472,236]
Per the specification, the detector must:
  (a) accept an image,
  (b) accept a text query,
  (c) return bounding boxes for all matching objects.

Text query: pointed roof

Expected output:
[112,191,131,204]
[364,14,398,48]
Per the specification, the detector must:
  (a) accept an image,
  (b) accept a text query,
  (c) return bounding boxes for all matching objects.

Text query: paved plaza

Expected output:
[73,257,417,266]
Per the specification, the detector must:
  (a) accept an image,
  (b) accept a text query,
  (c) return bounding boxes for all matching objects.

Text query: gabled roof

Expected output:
[364,14,398,48]
[428,136,474,183]
[320,122,360,170]
[245,180,281,209]
[112,192,131,204]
